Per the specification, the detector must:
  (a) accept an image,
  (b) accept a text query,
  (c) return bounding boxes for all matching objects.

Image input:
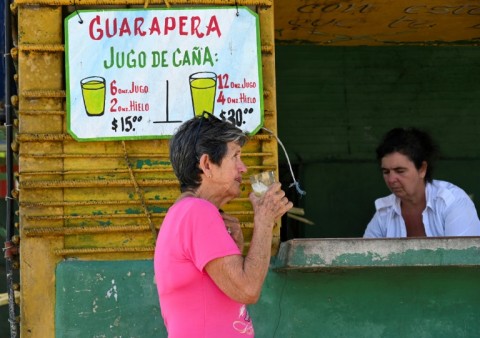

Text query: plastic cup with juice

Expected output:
[250,171,276,196]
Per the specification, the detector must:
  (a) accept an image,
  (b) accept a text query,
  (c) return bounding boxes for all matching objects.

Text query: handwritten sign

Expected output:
[65,8,263,141]
[275,1,480,45]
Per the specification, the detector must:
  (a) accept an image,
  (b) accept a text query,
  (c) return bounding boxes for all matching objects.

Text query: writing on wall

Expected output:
[275,1,480,45]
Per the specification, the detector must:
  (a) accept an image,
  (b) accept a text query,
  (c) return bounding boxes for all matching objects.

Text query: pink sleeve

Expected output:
[182,199,241,271]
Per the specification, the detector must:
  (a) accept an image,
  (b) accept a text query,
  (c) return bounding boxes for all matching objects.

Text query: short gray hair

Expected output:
[169,115,248,192]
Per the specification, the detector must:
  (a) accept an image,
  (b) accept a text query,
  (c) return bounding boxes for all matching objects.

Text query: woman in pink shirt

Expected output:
[154,112,292,337]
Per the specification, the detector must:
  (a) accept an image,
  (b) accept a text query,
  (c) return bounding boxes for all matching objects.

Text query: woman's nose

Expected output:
[385,173,397,184]
[239,160,247,173]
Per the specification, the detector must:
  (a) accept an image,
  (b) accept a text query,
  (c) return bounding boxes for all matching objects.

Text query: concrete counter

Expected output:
[273,237,480,270]
[249,238,480,337]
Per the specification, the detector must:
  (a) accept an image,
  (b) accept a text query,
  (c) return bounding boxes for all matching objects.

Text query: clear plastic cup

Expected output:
[250,171,276,196]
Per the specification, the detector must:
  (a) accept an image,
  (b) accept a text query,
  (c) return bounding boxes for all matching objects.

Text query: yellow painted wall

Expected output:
[275,0,480,45]
[13,1,278,336]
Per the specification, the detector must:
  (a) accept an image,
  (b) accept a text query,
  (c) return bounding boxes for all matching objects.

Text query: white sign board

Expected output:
[65,8,263,141]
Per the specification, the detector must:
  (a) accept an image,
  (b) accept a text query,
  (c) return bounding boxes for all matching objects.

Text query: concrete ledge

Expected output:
[272,237,480,271]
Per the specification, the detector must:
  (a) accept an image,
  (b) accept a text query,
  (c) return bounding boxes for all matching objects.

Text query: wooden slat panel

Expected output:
[17,3,278,336]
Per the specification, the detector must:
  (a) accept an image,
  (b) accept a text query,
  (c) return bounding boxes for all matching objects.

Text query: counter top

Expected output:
[272,237,480,271]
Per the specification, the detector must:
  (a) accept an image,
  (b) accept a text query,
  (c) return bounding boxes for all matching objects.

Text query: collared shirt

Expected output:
[364,180,480,238]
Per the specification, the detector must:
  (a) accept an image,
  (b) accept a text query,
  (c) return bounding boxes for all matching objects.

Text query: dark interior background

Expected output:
[277,45,480,239]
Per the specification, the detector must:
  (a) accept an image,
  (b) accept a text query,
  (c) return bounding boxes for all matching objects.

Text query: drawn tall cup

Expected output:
[80,76,106,116]
[189,72,217,117]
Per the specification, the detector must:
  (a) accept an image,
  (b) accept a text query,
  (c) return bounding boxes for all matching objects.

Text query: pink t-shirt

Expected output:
[154,197,254,337]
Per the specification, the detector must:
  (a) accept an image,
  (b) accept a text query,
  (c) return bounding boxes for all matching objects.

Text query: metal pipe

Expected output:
[3,0,19,335]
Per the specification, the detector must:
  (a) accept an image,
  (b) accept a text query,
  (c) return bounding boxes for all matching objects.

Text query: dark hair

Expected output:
[169,114,248,192]
[376,127,438,182]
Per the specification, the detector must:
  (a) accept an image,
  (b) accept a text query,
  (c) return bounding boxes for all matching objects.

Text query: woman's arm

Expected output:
[205,182,292,304]
[444,196,480,236]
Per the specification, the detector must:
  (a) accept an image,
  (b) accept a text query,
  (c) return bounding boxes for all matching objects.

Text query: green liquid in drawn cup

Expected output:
[189,73,217,117]
[81,77,106,116]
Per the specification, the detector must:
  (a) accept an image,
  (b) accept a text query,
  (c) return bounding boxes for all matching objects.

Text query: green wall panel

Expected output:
[301,162,383,238]
[56,260,166,338]
[277,46,480,161]
[254,267,480,338]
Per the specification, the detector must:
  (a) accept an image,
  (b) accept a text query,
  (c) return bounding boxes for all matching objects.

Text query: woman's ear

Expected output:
[419,161,428,179]
[198,154,212,177]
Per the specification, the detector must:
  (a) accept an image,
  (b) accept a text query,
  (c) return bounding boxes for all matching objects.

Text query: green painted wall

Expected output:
[56,260,166,338]
[254,267,480,338]
[56,258,480,338]
[276,46,480,238]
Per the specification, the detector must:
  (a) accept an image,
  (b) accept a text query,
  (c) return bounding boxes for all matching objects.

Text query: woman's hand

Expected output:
[221,212,244,252]
[249,182,293,229]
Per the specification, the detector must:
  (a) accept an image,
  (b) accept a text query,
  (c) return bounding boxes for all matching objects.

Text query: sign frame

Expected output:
[65,7,264,141]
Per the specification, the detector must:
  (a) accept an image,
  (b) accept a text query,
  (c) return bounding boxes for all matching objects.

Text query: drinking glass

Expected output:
[250,171,276,196]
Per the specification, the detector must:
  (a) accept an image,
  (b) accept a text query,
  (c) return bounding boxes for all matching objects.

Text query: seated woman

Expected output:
[364,127,480,238]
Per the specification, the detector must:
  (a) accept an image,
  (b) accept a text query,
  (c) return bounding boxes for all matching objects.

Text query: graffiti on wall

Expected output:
[275,1,480,45]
